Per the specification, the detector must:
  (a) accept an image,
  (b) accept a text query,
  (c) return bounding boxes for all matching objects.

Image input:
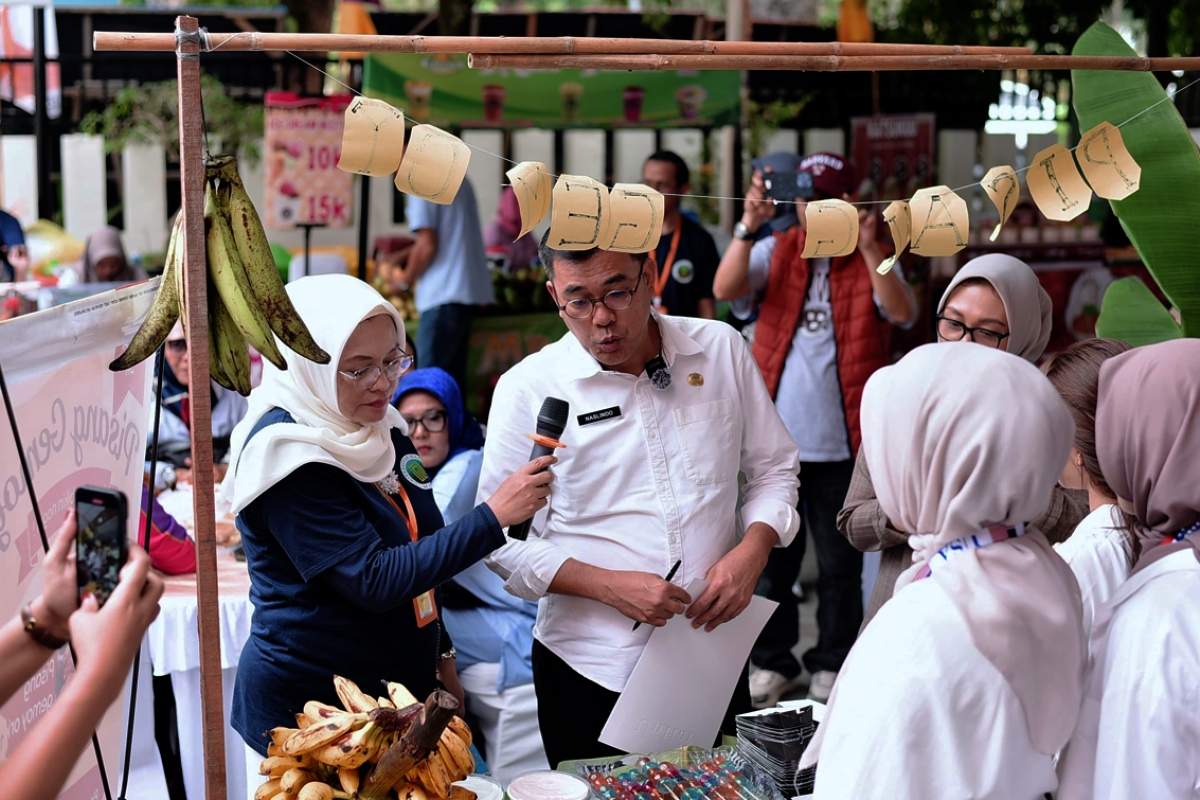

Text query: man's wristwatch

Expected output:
[21,603,69,650]
[733,221,755,241]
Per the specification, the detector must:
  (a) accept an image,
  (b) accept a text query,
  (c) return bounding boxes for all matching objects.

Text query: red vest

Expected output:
[751,227,891,456]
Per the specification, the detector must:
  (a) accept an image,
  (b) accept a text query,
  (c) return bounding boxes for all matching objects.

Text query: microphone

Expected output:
[508,396,569,541]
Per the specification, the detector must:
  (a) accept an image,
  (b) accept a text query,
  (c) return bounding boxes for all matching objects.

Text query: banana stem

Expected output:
[358,691,458,800]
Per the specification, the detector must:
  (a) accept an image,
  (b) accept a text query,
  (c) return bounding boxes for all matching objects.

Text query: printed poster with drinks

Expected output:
[0,283,155,799]
[363,53,738,128]
[264,92,356,229]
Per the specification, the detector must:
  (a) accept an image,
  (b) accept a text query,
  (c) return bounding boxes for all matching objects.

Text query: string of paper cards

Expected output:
[335,95,1142,274]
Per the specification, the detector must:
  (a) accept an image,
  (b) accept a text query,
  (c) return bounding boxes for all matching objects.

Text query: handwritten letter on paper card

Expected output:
[1027,143,1092,221]
[909,186,969,257]
[1077,122,1141,200]
[546,175,613,251]
[506,162,553,238]
[982,166,1019,242]
[877,200,911,275]
[604,184,665,253]
[801,199,859,259]
[395,124,471,205]
[337,97,406,177]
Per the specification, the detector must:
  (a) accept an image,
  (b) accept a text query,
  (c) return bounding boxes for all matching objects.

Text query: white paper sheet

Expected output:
[600,579,779,754]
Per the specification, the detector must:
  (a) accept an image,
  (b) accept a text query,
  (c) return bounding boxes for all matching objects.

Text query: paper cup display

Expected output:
[404,80,433,123]
[560,82,584,122]
[482,84,507,122]
[623,86,646,123]
[675,85,707,120]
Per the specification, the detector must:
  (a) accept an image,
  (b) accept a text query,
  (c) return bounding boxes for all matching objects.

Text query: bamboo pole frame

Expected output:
[174,16,227,800]
[94,31,1033,57]
[467,52,1200,72]
[107,18,1195,800]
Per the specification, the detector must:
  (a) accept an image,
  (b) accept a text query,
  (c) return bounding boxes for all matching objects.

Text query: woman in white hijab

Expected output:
[802,343,1085,799]
[223,275,554,777]
[1058,339,1200,799]
[839,253,1089,627]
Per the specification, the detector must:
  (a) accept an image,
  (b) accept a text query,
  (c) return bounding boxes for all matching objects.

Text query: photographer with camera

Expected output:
[713,152,916,708]
[0,510,163,800]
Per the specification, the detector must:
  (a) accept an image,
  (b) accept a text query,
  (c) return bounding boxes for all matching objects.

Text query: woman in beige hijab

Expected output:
[1058,339,1200,799]
[838,253,1089,626]
[77,226,147,284]
[802,342,1085,799]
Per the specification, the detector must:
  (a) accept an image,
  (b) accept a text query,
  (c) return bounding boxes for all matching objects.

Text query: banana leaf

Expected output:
[1095,276,1182,346]
[1072,22,1200,339]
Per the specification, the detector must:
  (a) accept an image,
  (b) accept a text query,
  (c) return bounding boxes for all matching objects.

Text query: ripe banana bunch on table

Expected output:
[109,155,330,392]
[255,675,477,800]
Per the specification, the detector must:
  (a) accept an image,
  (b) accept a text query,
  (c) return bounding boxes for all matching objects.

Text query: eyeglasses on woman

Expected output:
[935,316,1010,349]
[338,351,414,389]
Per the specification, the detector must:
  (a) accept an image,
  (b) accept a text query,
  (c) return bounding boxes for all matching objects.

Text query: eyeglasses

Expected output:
[338,351,414,389]
[403,410,448,433]
[555,269,644,320]
[935,316,1010,349]
[166,339,187,354]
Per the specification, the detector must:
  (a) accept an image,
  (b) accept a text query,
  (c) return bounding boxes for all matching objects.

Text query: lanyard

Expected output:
[652,222,683,306]
[915,523,1026,580]
[376,480,438,627]
[1162,519,1200,546]
[376,482,419,542]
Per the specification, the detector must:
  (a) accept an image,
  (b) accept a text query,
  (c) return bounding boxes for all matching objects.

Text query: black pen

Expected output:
[632,559,682,632]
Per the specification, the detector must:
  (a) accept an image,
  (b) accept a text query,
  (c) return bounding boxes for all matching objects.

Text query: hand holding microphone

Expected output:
[502,397,569,541]
[485,455,557,530]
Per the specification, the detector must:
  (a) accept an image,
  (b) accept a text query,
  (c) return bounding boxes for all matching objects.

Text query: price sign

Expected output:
[263,92,356,229]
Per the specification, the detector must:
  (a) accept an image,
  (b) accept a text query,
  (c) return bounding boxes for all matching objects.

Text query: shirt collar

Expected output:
[558,313,704,383]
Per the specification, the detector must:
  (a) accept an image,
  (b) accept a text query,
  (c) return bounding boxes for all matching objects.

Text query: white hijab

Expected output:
[224,274,408,515]
[803,344,1084,768]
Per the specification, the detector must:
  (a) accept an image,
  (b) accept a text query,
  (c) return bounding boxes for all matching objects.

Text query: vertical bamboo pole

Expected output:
[175,15,228,800]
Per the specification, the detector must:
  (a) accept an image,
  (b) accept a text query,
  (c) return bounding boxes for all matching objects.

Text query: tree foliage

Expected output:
[79,74,264,164]
[868,0,1108,53]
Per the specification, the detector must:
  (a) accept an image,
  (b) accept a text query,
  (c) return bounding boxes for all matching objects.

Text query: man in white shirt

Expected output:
[478,237,801,767]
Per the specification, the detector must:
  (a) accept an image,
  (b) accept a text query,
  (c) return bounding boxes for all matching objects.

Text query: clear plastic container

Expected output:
[454,775,504,800]
[505,770,590,800]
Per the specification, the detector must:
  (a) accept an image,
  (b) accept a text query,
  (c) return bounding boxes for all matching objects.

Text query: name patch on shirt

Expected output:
[578,406,622,426]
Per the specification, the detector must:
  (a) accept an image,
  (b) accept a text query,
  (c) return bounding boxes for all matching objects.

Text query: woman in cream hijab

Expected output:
[839,253,1089,626]
[224,275,554,784]
[802,343,1085,799]
[1058,339,1200,799]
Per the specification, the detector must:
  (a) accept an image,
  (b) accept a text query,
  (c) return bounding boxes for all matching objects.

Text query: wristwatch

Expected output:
[21,603,69,650]
[733,221,755,241]
[439,646,457,661]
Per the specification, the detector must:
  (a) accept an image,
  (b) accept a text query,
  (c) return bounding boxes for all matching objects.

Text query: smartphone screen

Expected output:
[76,486,128,607]
[764,171,814,202]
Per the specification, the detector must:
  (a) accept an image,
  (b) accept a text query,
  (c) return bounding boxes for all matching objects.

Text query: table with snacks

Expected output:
[147,486,254,800]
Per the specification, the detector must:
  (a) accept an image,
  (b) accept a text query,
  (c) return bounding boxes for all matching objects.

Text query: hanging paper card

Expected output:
[801,199,859,259]
[337,97,406,177]
[506,162,553,238]
[1076,122,1141,200]
[982,165,1019,242]
[909,186,969,256]
[546,175,614,251]
[603,183,665,253]
[877,200,911,275]
[395,124,471,205]
[1027,143,1092,221]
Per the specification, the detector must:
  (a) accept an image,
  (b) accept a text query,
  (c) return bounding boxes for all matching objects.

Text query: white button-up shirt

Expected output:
[478,315,800,692]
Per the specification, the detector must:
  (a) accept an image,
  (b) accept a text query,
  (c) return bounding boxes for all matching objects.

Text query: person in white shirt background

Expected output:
[1040,337,1136,639]
[801,343,1085,800]
[1059,339,1200,800]
[477,234,800,768]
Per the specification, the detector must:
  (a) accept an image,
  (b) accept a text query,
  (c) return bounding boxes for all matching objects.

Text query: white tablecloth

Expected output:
[146,539,254,800]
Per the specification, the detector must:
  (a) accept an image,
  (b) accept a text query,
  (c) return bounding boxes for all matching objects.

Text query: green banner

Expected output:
[364,53,740,128]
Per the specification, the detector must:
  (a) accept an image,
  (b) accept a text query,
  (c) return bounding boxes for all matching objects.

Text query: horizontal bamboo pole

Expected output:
[92,30,1032,56]
[468,52,1200,71]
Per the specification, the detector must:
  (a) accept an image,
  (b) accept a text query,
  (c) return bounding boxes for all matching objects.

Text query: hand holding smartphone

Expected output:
[75,486,128,607]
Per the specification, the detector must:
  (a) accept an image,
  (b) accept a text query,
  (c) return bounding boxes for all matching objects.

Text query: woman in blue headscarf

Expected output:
[394,368,549,784]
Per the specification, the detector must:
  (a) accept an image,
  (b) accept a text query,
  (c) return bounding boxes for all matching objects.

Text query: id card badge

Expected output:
[414,590,438,627]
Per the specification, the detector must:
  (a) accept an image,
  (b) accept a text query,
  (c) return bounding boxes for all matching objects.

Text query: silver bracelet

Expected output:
[439,646,457,661]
